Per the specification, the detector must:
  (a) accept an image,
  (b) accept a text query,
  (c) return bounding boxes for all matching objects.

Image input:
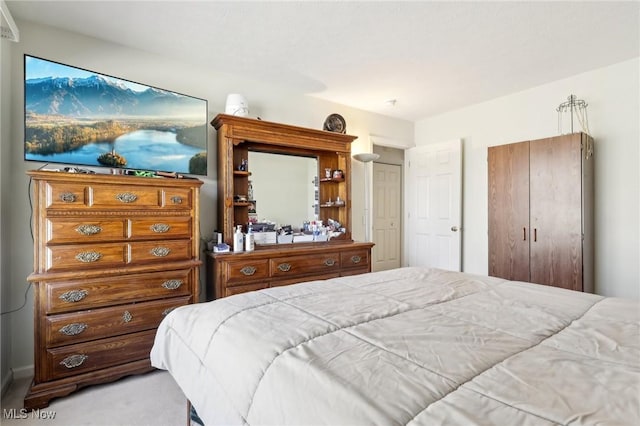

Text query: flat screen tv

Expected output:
[24,55,208,175]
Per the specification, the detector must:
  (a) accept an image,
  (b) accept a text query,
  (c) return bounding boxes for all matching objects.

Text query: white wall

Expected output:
[0,20,414,377]
[415,58,640,299]
[0,30,13,395]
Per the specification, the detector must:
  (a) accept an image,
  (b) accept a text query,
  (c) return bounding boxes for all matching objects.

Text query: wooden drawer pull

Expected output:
[75,224,102,236]
[324,258,336,267]
[277,263,292,272]
[60,354,88,369]
[59,323,88,336]
[59,192,77,203]
[240,266,257,276]
[116,192,138,203]
[350,255,362,264]
[162,279,183,290]
[170,196,183,204]
[59,289,88,303]
[151,223,171,233]
[122,311,133,323]
[150,247,171,257]
[75,251,102,263]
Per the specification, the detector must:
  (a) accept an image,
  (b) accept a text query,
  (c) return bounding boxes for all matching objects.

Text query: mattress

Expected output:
[150,267,640,425]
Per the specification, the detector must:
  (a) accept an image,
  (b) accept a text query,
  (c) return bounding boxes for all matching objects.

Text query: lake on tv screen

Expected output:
[26,129,204,173]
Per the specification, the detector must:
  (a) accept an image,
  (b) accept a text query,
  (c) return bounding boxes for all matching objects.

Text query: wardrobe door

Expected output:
[529,134,583,290]
[488,141,530,282]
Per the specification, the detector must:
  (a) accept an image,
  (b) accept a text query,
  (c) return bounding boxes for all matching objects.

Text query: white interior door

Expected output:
[372,162,402,271]
[405,140,462,271]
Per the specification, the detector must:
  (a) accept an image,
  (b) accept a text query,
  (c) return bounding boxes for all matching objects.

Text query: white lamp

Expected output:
[225,94,249,117]
[352,153,380,242]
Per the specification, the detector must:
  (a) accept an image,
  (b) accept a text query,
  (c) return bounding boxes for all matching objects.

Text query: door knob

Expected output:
[451,226,459,232]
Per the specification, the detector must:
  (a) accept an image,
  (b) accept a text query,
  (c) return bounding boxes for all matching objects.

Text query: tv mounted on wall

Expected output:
[24,55,208,175]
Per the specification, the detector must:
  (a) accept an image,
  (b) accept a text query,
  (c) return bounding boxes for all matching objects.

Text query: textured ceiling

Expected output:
[6,1,640,121]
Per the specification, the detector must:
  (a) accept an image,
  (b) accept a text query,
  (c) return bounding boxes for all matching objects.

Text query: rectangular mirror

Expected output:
[248,151,318,228]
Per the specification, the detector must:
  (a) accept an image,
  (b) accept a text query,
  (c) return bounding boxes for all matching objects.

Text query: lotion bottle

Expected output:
[233,225,244,252]
[245,224,255,252]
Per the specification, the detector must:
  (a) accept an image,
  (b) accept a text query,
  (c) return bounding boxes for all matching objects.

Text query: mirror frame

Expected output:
[212,114,357,246]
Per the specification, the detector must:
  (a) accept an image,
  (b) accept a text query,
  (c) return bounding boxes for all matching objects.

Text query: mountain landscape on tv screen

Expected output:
[26,75,203,117]
[24,70,207,175]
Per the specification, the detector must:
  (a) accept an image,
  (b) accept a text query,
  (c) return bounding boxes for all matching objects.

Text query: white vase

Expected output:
[225,94,249,117]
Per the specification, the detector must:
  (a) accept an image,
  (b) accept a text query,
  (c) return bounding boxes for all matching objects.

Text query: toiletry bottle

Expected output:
[233,225,244,252]
[245,224,255,252]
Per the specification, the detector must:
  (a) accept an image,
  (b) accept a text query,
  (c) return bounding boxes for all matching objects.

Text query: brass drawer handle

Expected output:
[151,223,171,233]
[324,258,336,267]
[170,196,183,204]
[277,263,292,272]
[60,354,88,369]
[240,266,257,276]
[162,307,177,316]
[76,224,102,236]
[116,192,138,203]
[75,251,102,263]
[162,279,183,290]
[59,323,88,336]
[59,192,77,203]
[350,255,362,264]
[150,247,171,257]
[122,311,132,323]
[59,289,88,303]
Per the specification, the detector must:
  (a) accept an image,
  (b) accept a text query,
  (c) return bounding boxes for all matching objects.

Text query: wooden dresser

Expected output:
[209,114,374,299]
[25,170,202,409]
[208,242,374,298]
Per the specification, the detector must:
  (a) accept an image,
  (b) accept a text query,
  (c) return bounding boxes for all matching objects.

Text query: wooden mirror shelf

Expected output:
[209,114,374,299]
[212,113,357,245]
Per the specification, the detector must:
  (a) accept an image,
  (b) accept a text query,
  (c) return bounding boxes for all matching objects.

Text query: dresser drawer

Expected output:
[225,282,269,297]
[223,259,270,286]
[45,296,190,347]
[44,269,194,314]
[91,185,192,210]
[130,240,192,264]
[270,252,340,277]
[43,182,193,211]
[45,240,192,272]
[270,272,340,287]
[45,217,192,244]
[130,217,192,240]
[44,182,88,209]
[45,243,129,272]
[46,218,126,244]
[340,248,371,270]
[45,329,156,381]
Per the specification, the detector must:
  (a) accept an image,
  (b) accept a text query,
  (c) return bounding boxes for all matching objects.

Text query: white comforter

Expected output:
[151,267,640,425]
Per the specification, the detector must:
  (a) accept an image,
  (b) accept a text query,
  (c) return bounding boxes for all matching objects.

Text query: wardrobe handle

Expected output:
[523,227,526,241]
[534,228,537,242]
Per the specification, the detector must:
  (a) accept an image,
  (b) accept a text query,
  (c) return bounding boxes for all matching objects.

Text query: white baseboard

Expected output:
[1,369,13,398]
[12,364,34,380]
[1,364,33,397]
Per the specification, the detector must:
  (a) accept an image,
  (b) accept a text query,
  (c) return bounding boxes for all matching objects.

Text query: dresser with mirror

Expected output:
[208,114,374,299]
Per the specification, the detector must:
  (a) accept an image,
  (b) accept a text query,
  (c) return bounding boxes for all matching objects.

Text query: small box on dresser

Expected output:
[25,170,202,409]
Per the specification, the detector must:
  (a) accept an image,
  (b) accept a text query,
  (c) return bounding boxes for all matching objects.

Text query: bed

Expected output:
[150,267,640,425]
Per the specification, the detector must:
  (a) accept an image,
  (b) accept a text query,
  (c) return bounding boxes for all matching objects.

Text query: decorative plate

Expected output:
[323,113,346,134]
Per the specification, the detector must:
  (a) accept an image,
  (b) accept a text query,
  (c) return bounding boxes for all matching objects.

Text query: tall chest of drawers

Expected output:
[25,171,202,409]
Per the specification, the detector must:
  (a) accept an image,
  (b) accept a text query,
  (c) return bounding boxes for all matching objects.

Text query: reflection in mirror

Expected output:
[248,151,317,228]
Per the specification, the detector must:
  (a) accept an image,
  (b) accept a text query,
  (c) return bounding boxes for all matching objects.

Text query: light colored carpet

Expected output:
[1,370,186,426]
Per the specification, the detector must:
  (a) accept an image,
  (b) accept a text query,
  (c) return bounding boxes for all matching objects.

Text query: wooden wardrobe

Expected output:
[488,132,594,292]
